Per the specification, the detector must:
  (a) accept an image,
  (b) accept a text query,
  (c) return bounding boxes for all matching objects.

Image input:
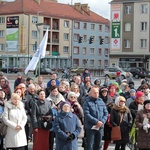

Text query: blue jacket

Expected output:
[47,79,60,88]
[83,96,108,129]
[54,111,81,150]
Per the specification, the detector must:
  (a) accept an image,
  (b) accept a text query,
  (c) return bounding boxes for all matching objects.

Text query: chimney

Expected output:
[81,4,91,15]
[35,0,40,4]
[74,3,84,14]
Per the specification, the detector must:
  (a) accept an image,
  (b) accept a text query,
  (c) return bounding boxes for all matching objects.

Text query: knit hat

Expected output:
[115,96,126,107]
[136,91,144,99]
[116,71,121,76]
[144,100,150,107]
[129,89,136,93]
[60,101,71,110]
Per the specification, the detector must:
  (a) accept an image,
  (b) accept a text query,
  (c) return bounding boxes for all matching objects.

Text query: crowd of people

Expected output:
[0,69,150,150]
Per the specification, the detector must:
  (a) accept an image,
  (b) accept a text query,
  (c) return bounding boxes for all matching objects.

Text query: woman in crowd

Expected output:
[70,83,80,99]
[3,93,27,150]
[54,101,81,150]
[108,84,119,103]
[31,89,53,150]
[136,100,150,150]
[45,79,57,97]
[67,92,84,124]
[99,86,114,150]
[46,86,65,111]
[110,96,132,150]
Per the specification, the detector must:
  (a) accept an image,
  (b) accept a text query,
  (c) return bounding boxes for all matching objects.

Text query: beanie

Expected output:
[60,101,71,110]
[136,91,144,99]
[116,71,121,76]
[129,89,136,93]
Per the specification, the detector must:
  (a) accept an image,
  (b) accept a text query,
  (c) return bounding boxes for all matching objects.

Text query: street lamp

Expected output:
[35,22,44,76]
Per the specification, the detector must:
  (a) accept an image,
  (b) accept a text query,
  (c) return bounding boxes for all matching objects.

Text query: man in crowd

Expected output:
[83,86,108,150]
[47,72,60,87]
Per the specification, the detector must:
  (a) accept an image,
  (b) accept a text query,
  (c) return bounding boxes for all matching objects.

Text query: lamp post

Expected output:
[35,22,44,76]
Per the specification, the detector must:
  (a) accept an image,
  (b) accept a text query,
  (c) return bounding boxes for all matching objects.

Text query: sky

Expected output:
[58,0,112,19]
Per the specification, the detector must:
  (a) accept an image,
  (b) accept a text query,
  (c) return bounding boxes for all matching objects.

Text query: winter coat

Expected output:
[3,101,27,148]
[129,101,138,120]
[83,96,108,129]
[110,108,132,144]
[136,109,150,149]
[31,99,53,129]
[54,111,81,150]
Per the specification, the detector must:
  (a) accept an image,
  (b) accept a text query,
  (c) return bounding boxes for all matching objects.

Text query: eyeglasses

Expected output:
[70,96,76,98]
[120,101,125,103]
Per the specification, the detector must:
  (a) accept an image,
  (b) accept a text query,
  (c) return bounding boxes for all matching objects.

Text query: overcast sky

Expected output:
[58,0,112,19]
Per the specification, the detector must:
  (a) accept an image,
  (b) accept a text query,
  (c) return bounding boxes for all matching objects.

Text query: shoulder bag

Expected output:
[111,113,123,141]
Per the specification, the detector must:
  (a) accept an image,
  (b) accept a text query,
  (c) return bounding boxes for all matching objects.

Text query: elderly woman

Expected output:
[67,92,84,124]
[31,89,53,150]
[110,96,132,150]
[3,93,27,150]
[54,101,81,150]
[136,99,150,150]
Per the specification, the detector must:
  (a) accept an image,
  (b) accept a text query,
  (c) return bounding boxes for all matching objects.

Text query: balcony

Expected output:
[52,52,59,56]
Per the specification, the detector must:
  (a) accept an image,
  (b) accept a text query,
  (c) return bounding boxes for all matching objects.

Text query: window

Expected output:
[141,22,147,31]
[90,60,94,67]
[124,39,130,48]
[125,23,131,31]
[0,17,5,24]
[125,6,131,14]
[32,16,38,24]
[99,25,102,31]
[0,44,4,51]
[83,47,86,55]
[90,48,95,54]
[32,44,36,52]
[98,48,102,55]
[74,22,80,29]
[73,34,79,42]
[64,20,69,28]
[82,59,87,67]
[105,25,109,32]
[32,31,37,38]
[0,30,4,37]
[83,23,87,30]
[105,37,109,44]
[73,47,79,54]
[105,49,109,56]
[98,60,101,67]
[141,4,148,14]
[141,39,147,48]
[83,35,87,42]
[91,24,95,30]
[63,46,69,53]
[104,60,108,67]
[73,59,79,67]
[64,33,69,40]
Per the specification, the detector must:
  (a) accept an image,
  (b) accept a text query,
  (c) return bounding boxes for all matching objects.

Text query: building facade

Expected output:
[0,0,109,72]
[110,0,150,70]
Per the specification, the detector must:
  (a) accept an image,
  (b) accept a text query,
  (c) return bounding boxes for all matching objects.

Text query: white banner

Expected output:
[24,28,48,74]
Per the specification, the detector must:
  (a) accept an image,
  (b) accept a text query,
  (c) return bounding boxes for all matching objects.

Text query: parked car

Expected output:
[1,66,18,73]
[104,67,128,79]
[125,67,150,79]
[34,68,53,75]
[71,67,85,73]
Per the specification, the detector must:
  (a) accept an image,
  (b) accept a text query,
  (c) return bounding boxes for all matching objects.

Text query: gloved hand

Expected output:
[66,133,75,142]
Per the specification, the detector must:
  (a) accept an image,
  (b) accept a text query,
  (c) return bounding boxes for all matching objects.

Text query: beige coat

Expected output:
[3,101,27,148]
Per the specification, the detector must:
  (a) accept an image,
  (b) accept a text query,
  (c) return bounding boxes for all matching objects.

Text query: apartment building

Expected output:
[110,0,150,70]
[0,0,109,71]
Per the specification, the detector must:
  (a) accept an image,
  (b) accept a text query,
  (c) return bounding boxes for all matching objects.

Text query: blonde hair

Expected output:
[70,83,79,92]
[11,93,21,102]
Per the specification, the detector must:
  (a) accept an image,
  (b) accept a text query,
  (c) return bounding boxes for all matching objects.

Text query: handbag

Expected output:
[111,114,123,141]
[77,119,84,138]
[40,115,52,130]
[0,113,7,136]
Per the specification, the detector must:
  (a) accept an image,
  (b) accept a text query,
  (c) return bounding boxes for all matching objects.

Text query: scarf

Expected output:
[113,104,129,113]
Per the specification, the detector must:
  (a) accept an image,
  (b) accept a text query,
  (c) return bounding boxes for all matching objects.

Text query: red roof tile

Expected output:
[0,0,109,24]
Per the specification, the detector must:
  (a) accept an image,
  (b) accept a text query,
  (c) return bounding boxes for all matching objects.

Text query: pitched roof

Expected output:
[0,0,109,24]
